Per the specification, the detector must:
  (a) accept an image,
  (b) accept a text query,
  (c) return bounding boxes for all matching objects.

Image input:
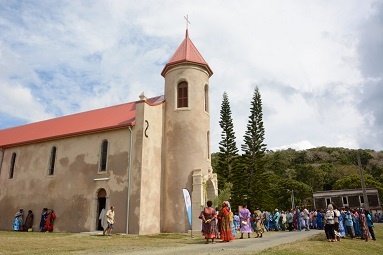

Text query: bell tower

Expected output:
[161,30,217,233]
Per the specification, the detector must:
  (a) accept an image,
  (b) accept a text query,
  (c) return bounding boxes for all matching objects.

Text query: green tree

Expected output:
[217,92,239,185]
[333,174,383,200]
[241,87,267,197]
[294,164,326,192]
[230,154,248,213]
[214,182,233,208]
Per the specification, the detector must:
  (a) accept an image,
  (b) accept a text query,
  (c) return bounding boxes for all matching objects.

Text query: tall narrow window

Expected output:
[100,140,108,172]
[177,82,188,108]
[360,196,364,204]
[204,85,209,112]
[48,146,57,175]
[207,131,210,159]
[9,152,16,179]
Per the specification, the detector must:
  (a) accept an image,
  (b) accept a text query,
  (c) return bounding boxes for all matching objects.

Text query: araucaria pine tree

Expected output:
[217,92,238,185]
[241,87,267,197]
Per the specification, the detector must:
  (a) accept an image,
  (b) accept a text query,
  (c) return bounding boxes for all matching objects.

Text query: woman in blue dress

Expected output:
[316,210,323,230]
[353,209,361,237]
[13,211,23,231]
[338,211,346,238]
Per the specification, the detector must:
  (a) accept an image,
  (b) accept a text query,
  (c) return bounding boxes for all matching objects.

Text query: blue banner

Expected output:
[182,188,192,229]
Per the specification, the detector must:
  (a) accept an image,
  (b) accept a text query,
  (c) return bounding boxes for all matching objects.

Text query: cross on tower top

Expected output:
[184,15,190,30]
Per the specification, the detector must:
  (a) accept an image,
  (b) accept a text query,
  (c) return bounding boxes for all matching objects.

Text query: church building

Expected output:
[0,30,218,234]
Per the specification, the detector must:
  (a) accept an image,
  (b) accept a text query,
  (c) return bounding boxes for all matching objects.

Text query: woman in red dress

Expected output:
[218,201,235,242]
[44,209,56,232]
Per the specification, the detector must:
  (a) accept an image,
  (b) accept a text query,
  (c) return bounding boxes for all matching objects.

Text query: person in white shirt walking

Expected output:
[104,206,115,236]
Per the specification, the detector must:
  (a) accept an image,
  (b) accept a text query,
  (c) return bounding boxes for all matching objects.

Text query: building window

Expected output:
[326,198,331,206]
[207,131,210,159]
[9,152,16,179]
[342,196,348,205]
[177,82,188,108]
[100,140,108,172]
[48,146,57,176]
[204,84,209,113]
[360,196,364,204]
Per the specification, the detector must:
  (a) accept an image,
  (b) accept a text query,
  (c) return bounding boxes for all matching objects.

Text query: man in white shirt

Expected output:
[104,206,115,236]
[303,207,310,231]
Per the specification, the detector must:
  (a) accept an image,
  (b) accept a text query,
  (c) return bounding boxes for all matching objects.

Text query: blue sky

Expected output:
[1,0,383,152]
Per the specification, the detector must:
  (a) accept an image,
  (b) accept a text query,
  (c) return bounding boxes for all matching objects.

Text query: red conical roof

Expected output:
[161,30,213,77]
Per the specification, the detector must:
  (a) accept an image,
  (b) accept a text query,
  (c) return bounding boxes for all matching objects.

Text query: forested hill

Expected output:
[211,147,383,211]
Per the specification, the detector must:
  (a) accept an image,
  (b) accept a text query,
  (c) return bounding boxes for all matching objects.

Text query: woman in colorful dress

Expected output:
[338,210,346,238]
[359,209,371,242]
[353,209,361,238]
[218,201,235,242]
[228,205,236,237]
[316,209,323,230]
[13,210,23,231]
[253,208,264,237]
[201,200,218,244]
[39,208,48,232]
[44,209,56,232]
[239,204,253,238]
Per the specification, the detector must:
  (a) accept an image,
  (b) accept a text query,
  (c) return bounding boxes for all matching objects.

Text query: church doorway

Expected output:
[97,188,107,230]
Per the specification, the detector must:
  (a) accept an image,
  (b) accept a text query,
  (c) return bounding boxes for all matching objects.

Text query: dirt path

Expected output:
[109,230,321,255]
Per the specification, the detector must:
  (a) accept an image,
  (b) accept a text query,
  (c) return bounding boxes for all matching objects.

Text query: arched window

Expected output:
[204,84,209,113]
[48,146,57,175]
[9,152,16,179]
[177,81,188,108]
[100,140,108,172]
[207,131,210,159]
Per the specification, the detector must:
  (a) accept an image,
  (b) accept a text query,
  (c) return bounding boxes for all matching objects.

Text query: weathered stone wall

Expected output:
[0,128,131,233]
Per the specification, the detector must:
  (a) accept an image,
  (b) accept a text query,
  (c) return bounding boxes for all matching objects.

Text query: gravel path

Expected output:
[114,230,321,255]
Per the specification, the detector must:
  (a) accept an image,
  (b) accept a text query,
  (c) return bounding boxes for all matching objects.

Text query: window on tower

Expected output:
[204,84,209,113]
[207,131,210,159]
[9,152,16,179]
[48,146,57,176]
[177,82,188,108]
[99,139,108,172]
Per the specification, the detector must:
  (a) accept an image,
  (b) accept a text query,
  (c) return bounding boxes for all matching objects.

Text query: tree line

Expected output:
[212,88,383,213]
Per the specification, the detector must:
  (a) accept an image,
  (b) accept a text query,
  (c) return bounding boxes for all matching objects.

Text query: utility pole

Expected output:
[357,150,370,211]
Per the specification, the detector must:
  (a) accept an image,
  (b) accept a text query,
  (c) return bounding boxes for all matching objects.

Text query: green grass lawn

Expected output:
[0,231,203,255]
[256,223,383,255]
[0,224,382,255]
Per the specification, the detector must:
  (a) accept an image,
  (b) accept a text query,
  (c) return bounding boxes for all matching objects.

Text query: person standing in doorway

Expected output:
[104,206,115,236]
[99,207,107,234]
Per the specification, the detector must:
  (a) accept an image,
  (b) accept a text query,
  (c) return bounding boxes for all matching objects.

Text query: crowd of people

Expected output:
[13,208,56,232]
[199,201,379,244]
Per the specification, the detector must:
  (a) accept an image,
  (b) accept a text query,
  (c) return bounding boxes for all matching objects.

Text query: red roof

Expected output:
[0,96,164,148]
[161,30,213,77]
